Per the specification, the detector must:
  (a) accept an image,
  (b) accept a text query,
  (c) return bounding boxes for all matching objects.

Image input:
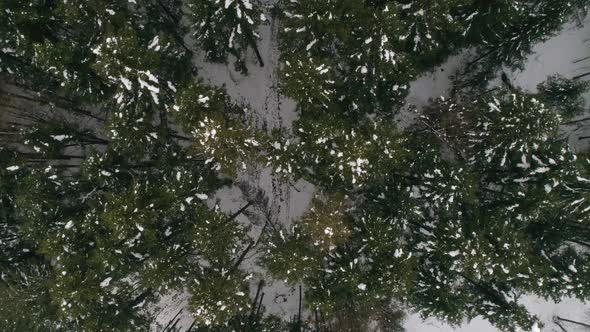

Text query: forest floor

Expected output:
[154,7,590,332]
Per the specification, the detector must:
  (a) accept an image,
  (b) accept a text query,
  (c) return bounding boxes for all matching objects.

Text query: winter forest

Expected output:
[3,0,590,331]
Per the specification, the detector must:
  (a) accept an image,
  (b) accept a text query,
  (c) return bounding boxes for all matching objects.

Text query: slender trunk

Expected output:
[227,201,252,222]
[251,40,265,67]
[573,72,590,80]
[168,317,181,332]
[466,48,496,69]
[555,316,590,328]
[241,21,264,67]
[248,279,265,324]
[469,87,500,101]
[255,292,264,317]
[0,89,104,122]
[228,241,255,275]
[297,284,303,328]
[35,164,80,169]
[162,308,183,332]
[186,319,197,332]
[253,216,270,248]
[573,55,590,64]
[554,319,569,332]
[18,152,85,160]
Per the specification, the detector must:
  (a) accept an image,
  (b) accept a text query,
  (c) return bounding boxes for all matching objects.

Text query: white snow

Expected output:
[448,250,461,257]
[120,76,133,90]
[100,277,112,288]
[50,135,70,141]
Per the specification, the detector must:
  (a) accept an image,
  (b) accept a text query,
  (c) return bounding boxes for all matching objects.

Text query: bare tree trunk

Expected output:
[256,292,265,317]
[573,55,590,64]
[248,279,265,326]
[573,72,590,80]
[228,240,255,275]
[298,284,303,325]
[227,201,252,222]
[555,316,590,328]
[242,22,264,67]
[162,308,183,332]
[554,319,569,332]
[186,319,197,332]
[0,88,105,122]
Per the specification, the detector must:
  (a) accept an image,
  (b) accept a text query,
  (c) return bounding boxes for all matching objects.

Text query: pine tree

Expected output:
[267,110,407,190]
[456,0,588,91]
[175,81,265,175]
[279,0,416,113]
[187,0,266,72]
[261,194,410,330]
[537,74,589,118]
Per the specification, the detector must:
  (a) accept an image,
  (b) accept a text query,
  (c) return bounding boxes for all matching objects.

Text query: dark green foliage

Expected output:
[187,0,265,71]
[2,0,590,331]
[538,75,589,118]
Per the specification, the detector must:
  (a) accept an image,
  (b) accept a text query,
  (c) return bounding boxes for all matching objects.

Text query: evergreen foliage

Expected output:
[1,0,589,331]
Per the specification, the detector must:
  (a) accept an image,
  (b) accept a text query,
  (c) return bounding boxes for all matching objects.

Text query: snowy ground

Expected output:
[155,8,590,332]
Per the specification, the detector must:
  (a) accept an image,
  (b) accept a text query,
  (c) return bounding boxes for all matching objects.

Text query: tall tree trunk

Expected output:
[162,308,183,332]
[0,88,104,122]
[296,284,303,331]
[573,72,590,80]
[228,241,255,275]
[186,319,197,332]
[248,279,265,328]
[241,22,264,67]
[227,201,252,222]
[555,316,590,328]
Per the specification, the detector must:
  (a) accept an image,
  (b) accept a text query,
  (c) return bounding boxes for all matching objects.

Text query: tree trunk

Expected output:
[186,319,197,332]
[555,316,590,328]
[227,201,252,222]
[573,55,590,64]
[228,241,255,275]
[241,21,264,67]
[0,88,104,122]
[553,319,569,332]
[297,284,303,330]
[248,279,265,326]
[255,292,265,318]
[465,48,496,69]
[573,72,590,80]
[162,308,183,332]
